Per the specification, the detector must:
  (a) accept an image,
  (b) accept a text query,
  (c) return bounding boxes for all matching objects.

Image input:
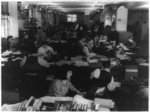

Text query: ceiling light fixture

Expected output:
[88,0,99,13]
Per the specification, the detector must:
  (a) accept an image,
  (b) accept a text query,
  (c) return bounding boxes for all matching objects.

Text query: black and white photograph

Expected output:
[1,0,149,111]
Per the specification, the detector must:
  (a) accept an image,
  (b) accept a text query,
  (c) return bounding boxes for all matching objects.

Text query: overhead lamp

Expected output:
[22,2,29,10]
[89,0,99,12]
[39,2,57,6]
[135,4,149,9]
[51,0,93,2]
[120,0,149,2]
[84,12,90,15]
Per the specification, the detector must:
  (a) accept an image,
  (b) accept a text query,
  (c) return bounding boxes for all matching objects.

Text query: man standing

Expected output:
[35,26,47,47]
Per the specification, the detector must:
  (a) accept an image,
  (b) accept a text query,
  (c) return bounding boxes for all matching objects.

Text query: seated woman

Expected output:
[87,68,121,99]
[77,37,86,55]
[19,45,55,100]
[36,45,56,67]
[5,36,13,51]
[105,41,117,58]
[125,36,136,49]
[82,38,96,58]
[6,36,19,52]
[87,69,111,99]
[48,69,85,97]
[115,45,130,60]
[1,38,7,52]
[78,37,86,48]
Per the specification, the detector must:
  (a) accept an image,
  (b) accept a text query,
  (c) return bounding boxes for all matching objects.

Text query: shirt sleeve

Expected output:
[68,81,78,92]
[20,56,27,67]
[83,46,96,57]
[50,80,63,97]
[83,46,90,56]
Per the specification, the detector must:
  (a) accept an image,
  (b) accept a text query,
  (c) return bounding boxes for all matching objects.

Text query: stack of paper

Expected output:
[94,98,115,109]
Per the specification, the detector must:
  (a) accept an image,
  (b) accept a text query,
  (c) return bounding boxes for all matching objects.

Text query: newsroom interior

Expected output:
[1,0,149,111]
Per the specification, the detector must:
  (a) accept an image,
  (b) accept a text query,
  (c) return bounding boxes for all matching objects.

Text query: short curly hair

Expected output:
[38,45,55,62]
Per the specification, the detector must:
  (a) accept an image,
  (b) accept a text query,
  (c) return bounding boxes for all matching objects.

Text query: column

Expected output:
[48,12,54,26]
[84,12,90,28]
[56,14,60,25]
[35,10,42,26]
[104,6,112,26]
[9,2,19,38]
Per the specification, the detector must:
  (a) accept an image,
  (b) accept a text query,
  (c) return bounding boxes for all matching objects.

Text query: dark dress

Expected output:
[19,56,48,100]
[86,70,111,99]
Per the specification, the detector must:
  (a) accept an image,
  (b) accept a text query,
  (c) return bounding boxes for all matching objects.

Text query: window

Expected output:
[2,2,9,15]
[1,15,10,38]
[1,2,10,38]
[67,14,77,22]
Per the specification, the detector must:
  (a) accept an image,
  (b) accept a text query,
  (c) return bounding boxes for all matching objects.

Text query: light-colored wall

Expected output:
[18,19,25,30]
[104,11,112,26]
[9,2,19,38]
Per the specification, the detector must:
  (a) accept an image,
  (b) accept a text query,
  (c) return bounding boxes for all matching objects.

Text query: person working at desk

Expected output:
[19,45,56,99]
[87,69,111,99]
[82,38,107,60]
[125,36,136,50]
[115,43,130,60]
[82,38,96,58]
[34,26,47,47]
[48,70,85,97]
[87,68,121,99]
